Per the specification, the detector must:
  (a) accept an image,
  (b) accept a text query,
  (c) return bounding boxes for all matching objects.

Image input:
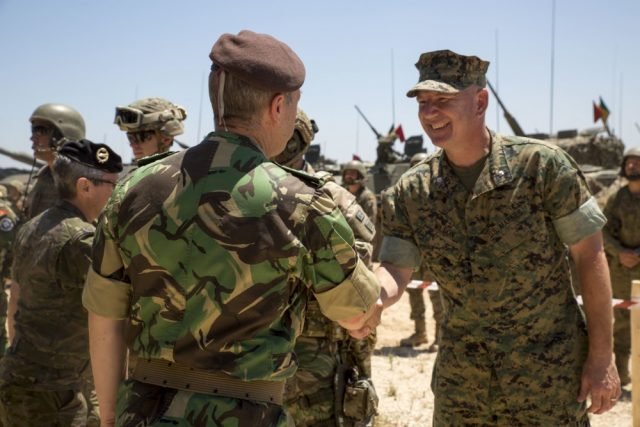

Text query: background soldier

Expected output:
[0,194,18,358]
[83,30,381,427]
[0,140,122,427]
[26,103,86,219]
[376,49,619,425]
[396,152,442,351]
[275,110,378,426]
[113,97,187,162]
[341,160,377,225]
[603,147,640,390]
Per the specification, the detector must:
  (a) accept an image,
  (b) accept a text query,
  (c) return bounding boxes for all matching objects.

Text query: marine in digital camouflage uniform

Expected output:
[376,49,620,426]
[25,103,86,219]
[0,140,122,427]
[273,110,378,426]
[83,31,381,427]
[602,148,640,387]
[342,160,377,226]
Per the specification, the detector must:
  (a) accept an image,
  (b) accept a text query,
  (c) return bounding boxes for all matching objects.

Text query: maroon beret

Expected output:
[210,30,305,92]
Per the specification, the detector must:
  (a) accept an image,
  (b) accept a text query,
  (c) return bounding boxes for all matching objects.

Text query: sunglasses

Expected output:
[126,130,156,145]
[31,125,54,136]
[91,178,117,188]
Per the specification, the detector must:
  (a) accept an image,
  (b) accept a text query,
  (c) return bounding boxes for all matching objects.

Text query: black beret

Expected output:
[58,139,123,173]
[210,30,305,92]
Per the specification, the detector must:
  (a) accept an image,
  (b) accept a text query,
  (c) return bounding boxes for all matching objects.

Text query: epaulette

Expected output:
[278,164,323,188]
[137,151,177,167]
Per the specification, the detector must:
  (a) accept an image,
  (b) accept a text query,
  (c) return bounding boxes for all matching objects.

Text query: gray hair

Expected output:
[52,155,108,199]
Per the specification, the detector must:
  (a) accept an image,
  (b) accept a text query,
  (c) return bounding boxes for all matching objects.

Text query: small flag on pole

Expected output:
[395,125,405,142]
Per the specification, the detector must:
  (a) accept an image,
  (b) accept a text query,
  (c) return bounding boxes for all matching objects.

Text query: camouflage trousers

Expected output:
[407,288,443,325]
[432,333,590,426]
[0,382,87,427]
[116,379,286,426]
[285,334,377,427]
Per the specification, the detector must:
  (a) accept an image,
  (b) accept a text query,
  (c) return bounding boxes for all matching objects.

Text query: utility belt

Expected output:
[131,359,285,405]
[302,300,347,341]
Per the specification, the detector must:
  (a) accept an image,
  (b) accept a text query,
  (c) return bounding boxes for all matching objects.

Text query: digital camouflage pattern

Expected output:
[0,201,95,425]
[84,131,379,426]
[285,168,377,426]
[382,132,598,425]
[406,49,490,97]
[602,184,640,384]
[353,187,377,229]
[25,165,58,219]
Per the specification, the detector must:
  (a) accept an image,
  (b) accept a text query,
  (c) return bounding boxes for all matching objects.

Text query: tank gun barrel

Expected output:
[354,105,382,139]
[0,146,43,168]
[486,80,525,137]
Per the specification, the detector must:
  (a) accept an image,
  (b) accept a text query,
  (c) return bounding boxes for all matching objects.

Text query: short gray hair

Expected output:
[52,155,108,199]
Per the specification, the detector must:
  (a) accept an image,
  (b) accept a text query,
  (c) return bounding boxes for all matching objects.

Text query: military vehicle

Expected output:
[353,105,427,194]
[487,81,625,202]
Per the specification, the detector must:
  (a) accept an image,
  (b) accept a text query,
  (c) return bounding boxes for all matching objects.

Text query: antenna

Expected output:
[549,0,556,136]
[391,48,396,127]
[495,29,500,132]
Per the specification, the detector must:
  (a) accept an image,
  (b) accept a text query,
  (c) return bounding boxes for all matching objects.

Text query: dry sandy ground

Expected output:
[371,291,632,427]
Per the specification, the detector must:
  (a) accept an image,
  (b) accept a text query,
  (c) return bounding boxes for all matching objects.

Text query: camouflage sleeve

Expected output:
[82,193,132,319]
[362,192,378,225]
[601,191,624,256]
[304,187,380,321]
[543,149,606,245]
[56,229,93,290]
[378,185,421,270]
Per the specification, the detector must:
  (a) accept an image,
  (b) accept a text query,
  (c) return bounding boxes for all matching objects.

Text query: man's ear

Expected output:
[476,88,489,116]
[268,93,286,123]
[76,177,91,195]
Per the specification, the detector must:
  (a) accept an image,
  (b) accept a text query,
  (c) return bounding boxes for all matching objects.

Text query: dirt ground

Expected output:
[371,291,632,427]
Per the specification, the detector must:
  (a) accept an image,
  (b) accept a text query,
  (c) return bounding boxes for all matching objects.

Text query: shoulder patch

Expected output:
[0,217,15,232]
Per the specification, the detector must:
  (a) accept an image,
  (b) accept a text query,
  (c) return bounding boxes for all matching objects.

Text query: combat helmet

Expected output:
[29,103,86,143]
[410,152,428,167]
[621,147,640,179]
[273,109,318,167]
[114,97,187,137]
[342,160,367,184]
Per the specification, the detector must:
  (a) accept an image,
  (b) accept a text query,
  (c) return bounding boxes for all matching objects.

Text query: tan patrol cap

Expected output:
[406,49,490,97]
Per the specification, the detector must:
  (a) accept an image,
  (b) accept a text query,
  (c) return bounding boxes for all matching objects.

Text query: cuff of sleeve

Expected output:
[553,197,607,245]
[82,267,131,320]
[314,258,380,322]
[378,236,421,269]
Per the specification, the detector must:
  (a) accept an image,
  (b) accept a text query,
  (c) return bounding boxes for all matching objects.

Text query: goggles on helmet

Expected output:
[114,106,187,131]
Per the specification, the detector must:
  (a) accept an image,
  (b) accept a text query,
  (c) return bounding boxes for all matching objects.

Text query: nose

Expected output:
[419,101,438,119]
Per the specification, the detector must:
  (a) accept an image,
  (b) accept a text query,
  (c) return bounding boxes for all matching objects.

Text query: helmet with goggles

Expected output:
[114,97,187,137]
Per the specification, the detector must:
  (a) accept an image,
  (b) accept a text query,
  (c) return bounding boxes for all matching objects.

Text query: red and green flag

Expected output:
[593,97,610,123]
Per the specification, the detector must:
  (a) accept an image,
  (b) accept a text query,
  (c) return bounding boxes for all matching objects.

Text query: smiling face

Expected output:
[416,86,487,150]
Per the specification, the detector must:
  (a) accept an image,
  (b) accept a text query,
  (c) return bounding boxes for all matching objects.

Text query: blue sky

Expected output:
[1,0,638,168]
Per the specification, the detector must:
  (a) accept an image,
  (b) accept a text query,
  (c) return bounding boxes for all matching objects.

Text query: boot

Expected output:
[400,320,428,347]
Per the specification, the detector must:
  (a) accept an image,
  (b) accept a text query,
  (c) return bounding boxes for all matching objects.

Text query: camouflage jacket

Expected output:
[1,201,94,389]
[354,186,377,226]
[0,199,19,281]
[381,133,604,380]
[25,165,58,220]
[83,131,380,382]
[602,185,640,257]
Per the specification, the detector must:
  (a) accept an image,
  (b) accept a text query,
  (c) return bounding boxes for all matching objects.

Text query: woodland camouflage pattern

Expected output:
[603,184,640,383]
[382,132,597,425]
[85,131,379,426]
[285,169,377,426]
[0,202,95,425]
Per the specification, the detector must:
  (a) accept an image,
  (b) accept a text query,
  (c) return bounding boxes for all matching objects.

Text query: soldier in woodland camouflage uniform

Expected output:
[0,140,122,427]
[83,30,381,427]
[274,110,378,426]
[375,49,620,425]
[603,148,640,387]
[342,160,377,225]
[114,97,187,162]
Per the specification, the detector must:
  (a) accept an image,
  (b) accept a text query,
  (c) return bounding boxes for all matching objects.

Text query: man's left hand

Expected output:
[347,298,383,340]
[577,355,621,414]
